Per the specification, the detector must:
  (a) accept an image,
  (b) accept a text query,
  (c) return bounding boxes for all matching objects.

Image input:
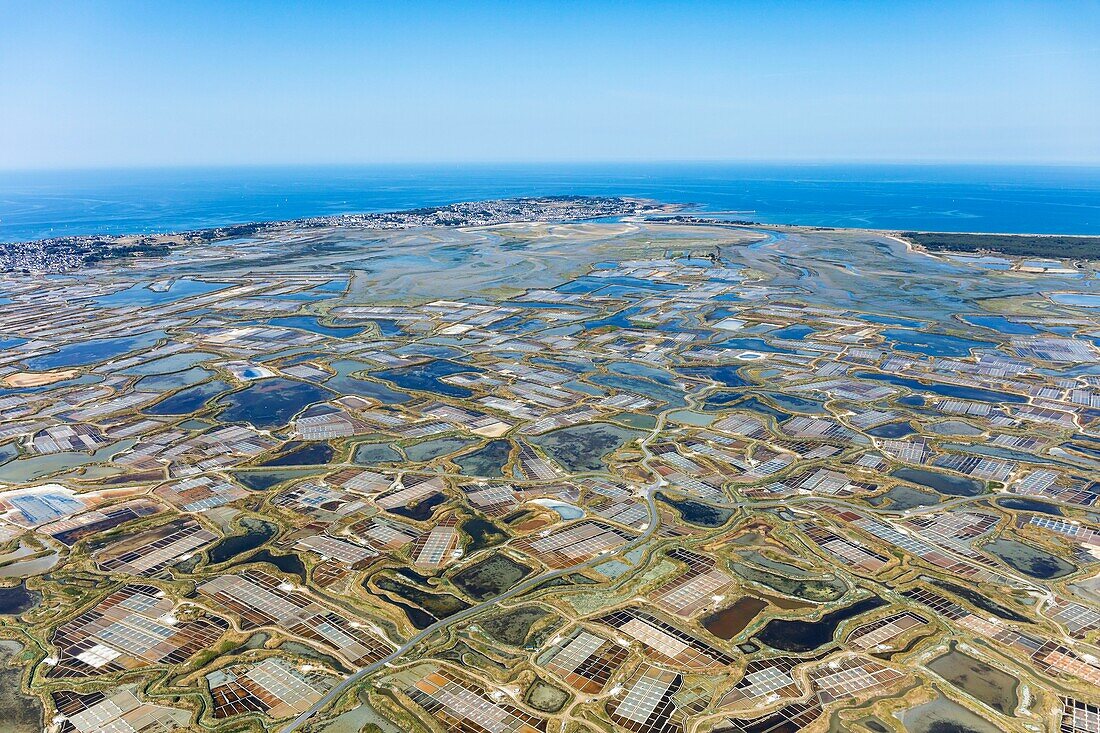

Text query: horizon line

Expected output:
[5,159,1100,175]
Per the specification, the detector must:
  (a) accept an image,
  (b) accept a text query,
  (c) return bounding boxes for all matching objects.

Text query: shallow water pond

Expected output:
[731,562,847,603]
[928,420,984,437]
[739,549,814,578]
[232,468,318,490]
[526,679,570,713]
[316,700,402,733]
[901,693,1001,733]
[325,359,411,403]
[121,351,217,375]
[481,605,559,647]
[353,442,403,464]
[928,646,1019,715]
[1051,292,1100,307]
[456,439,512,476]
[451,554,532,600]
[530,423,641,472]
[529,499,585,521]
[984,538,1076,579]
[0,641,42,733]
[702,596,767,640]
[874,485,941,510]
[891,467,985,497]
[668,410,716,427]
[0,438,137,483]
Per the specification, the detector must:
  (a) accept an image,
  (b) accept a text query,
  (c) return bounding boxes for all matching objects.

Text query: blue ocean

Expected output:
[1,163,1098,242]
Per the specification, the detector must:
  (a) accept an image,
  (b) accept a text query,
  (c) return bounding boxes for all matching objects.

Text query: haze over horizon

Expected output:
[2,0,1099,170]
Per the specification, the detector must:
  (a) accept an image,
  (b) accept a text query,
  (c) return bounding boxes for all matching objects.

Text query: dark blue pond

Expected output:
[259,441,334,466]
[325,360,411,404]
[717,337,798,355]
[583,306,645,331]
[0,337,28,350]
[26,330,166,370]
[373,359,474,398]
[769,324,815,340]
[854,371,1026,404]
[680,365,748,387]
[756,597,886,652]
[702,389,747,410]
[264,316,367,338]
[962,315,1039,335]
[866,421,916,438]
[706,306,741,322]
[763,391,827,414]
[882,328,994,357]
[608,361,679,386]
[145,380,232,415]
[995,498,1063,516]
[368,319,408,337]
[891,467,985,497]
[217,378,334,428]
[735,396,792,421]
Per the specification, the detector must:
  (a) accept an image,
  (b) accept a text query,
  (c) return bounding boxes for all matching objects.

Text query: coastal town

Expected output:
[0,200,1097,733]
[0,197,671,274]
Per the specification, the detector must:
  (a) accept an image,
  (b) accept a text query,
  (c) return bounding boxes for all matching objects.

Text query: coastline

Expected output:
[0,196,679,274]
[2,194,1098,274]
[640,215,1100,263]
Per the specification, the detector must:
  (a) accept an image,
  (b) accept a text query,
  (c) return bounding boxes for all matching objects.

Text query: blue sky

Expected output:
[1,1,1098,168]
